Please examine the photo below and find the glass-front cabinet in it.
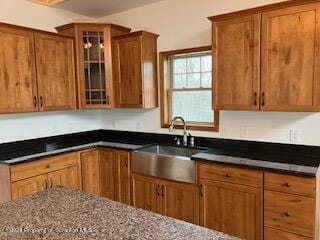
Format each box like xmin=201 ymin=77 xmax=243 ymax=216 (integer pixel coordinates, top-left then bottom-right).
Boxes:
xmin=55 ymin=23 xmax=131 ymax=109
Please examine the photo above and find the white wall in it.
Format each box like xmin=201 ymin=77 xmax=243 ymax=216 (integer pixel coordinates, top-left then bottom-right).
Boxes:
xmin=0 ymin=0 xmax=100 ymax=144
xmin=99 ymin=0 xmax=320 ymax=146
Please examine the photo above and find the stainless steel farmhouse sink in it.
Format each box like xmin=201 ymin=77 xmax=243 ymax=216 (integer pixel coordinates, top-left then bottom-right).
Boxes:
xmin=132 ymin=144 xmax=207 ymax=183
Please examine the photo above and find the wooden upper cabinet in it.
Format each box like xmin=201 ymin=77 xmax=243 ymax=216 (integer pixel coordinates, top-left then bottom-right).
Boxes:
xmin=261 ymin=3 xmax=320 ymax=111
xmin=0 ymin=25 xmax=38 ymax=114
xmin=210 ymin=0 xmax=320 ymax=112
xmin=55 ymin=23 xmax=131 ymax=109
xmin=212 ymin=14 xmax=261 ymax=110
xmin=34 ymin=33 xmax=76 ymax=111
xmin=114 ymin=31 xmax=159 ymax=109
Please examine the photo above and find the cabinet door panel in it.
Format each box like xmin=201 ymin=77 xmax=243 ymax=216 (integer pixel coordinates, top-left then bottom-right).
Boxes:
xmin=81 ymin=150 xmax=101 ymax=195
xmin=261 ymin=3 xmax=320 ymax=111
xmin=213 ymin=14 xmax=260 ymax=110
xmin=11 ymin=175 xmax=47 ymax=200
xmin=162 ymin=180 xmax=199 ymax=225
xmin=0 ymin=26 xmax=37 ymax=113
xmin=115 ymin=36 xmax=143 ymax=108
xmin=35 ymin=33 xmax=76 ymax=111
xmin=48 ymin=166 xmax=79 ymax=190
xmin=132 ymin=174 xmax=159 ymax=213
xmin=99 ymin=149 xmax=115 ymax=199
xmin=114 ymin=150 xmax=131 ymax=205
xmin=200 ymin=179 xmax=262 ymax=240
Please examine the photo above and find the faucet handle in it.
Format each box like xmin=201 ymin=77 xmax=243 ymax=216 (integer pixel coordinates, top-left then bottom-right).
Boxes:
xmin=174 ymin=137 xmax=181 ymax=146
xmin=188 ymin=134 xmax=195 ymax=147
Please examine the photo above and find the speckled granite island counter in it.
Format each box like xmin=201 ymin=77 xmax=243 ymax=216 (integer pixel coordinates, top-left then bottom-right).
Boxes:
xmin=0 ymin=187 xmax=236 ymax=240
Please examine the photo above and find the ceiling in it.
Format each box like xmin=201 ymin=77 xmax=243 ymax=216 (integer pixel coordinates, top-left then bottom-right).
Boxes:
xmin=54 ymin=0 xmax=164 ymax=18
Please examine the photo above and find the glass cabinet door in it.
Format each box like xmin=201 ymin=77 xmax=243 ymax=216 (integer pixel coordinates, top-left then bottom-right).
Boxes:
xmin=83 ymin=31 xmax=108 ymax=105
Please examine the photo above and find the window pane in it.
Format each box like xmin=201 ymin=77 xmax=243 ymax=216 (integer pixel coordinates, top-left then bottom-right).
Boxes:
xmin=172 ymin=91 xmax=213 ymax=123
xmin=187 ymin=73 xmax=200 ymax=88
xmin=173 ymin=58 xmax=186 ymax=74
xmin=201 ymin=72 xmax=212 ymax=88
xmin=187 ymin=57 xmax=200 ymax=73
xmin=173 ymin=74 xmax=187 ymax=88
xmin=201 ymin=55 xmax=212 ymax=72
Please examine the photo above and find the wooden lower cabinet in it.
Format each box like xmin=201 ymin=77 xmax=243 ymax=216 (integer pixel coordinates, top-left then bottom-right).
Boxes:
xmin=10 ymin=155 xmax=80 ymax=201
xmin=11 ymin=175 xmax=47 ymax=200
xmin=132 ymin=173 xmax=200 ymax=224
xmin=162 ymin=179 xmax=200 ymax=224
xmin=199 ymin=179 xmax=262 ymax=240
xmin=265 ymin=227 xmax=312 ymax=240
xmin=132 ymin=174 xmax=159 ymax=213
xmin=48 ymin=166 xmax=79 ymax=190
xmin=80 ymin=148 xmax=131 ymax=204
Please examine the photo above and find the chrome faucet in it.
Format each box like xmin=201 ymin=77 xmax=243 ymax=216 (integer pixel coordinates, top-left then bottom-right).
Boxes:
xmin=169 ymin=116 xmax=188 ymax=146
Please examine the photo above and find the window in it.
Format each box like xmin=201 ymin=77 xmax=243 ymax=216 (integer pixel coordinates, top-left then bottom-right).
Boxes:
xmin=160 ymin=46 xmax=219 ymax=131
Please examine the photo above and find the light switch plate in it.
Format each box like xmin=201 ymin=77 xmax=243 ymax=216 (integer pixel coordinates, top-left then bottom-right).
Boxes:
xmin=290 ymin=129 xmax=301 ymax=143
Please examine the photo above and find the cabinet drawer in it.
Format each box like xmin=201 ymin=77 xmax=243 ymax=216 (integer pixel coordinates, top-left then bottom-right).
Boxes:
xmin=264 ymin=190 xmax=315 ymax=237
xmin=198 ymin=163 xmax=262 ymax=187
xmin=10 ymin=152 xmax=78 ymax=182
xmin=265 ymin=172 xmax=315 ymax=197
xmin=265 ymin=227 xmax=312 ymax=240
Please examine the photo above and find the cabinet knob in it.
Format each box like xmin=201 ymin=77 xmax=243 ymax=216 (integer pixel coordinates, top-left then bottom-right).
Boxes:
xmin=161 ymin=185 xmax=165 ymax=197
xmin=199 ymin=184 xmax=203 ymax=197
xmin=253 ymin=92 xmax=257 ymax=106
xmin=33 ymin=96 xmax=37 ymax=108
xmin=261 ymin=92 xmax=266 ymax=106
xmin=156 ymin=184 xmax=161 ymax=196
xmin=225 ymin=173 xmax=231 ymax=178
xmin=284 ymin=182 xmax=291 ymax=188
xmin=40 ymin=96 xmax=43 ymax=108
xmin=284 ymin=212 xmax=291 ymax=217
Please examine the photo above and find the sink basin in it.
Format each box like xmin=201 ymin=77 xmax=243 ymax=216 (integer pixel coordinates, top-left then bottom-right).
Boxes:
xmin=131 ymin=144 xmax=207 ymax=183
xmin=138 ymin=144 xmax=205 ymax=158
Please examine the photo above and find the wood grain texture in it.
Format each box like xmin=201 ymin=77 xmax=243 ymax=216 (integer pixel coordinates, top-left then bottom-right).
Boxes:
xmin=114 ymin=31 xmax=158 ymax=109
xmin=265 ymin=227 xmax=312 ymax=240
xmin=264 ymin=190 xmax=315 ymax=237
xmin=161 ymin=180 xmax=199 ymax=225
xmin=213 ymin=14 xmax=261 ymax=110
xmin=114 ymin=150 xmax=131 ymax=205
xmin=198 ymin=162 xmax=263 ymax=187
xmin=48 ymin=166 xmax=79 ymax=190
xmin=199 ymin=179 xmax=262 ymax=240
xmin=0 ymin=164 xmax=11 ymax=203
xmin=261 ymin=3 xmax=320 ymax=111
xmin=11 ymin=174 xmax=47 ymax=200
xmin=132 ymin=173 xmax=159 ymax=213
xmin=10 ymin=152 xmax=78 ymax=182
xmin=80 ymin=150 xmax=101 ymax=196
xmin=99 ymin=148 xmax=116 ymax=199
xmin=0 ymin=25 xmax=38 ymax=114
xmin=56 ymin=24 xmax=130 ymax=110
xmin=264 ymin=172 xmax=316 ymax=197
xmin=34 ymin=33 xmax=76 ymax=111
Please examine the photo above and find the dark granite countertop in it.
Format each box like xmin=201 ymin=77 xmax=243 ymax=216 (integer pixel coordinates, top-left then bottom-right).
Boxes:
xmin=0 ymin=187 xmax=237 ymax=240
xmin=0 ymin=129 xmax=319 ymax=176
xmin=1 ymin=141 xmax=146 ymax=165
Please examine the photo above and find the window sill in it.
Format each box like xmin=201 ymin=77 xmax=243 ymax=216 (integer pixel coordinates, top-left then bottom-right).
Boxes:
xmin=162 ymin=123 xmax=219 ymax=132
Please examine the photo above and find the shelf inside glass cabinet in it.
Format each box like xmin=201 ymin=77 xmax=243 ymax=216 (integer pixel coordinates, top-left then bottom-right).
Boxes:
xmin=83 ymin=31 xmax=107 ymax=105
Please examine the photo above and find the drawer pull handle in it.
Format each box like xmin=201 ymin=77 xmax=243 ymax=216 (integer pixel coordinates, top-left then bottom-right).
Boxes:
xmin=284 ymin=212 xmax=291 ymax=217
xmin=45 ymin=165 xmax=50 ymax=169
xmin=284 ymin=182 xmax=291 ymax=187
xmin=225 ymin=173 xmax=231 ymax=178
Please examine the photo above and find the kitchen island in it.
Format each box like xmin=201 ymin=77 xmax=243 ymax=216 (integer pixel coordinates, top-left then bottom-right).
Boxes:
xmin=0 ymin=187 xmax=236 ymax=240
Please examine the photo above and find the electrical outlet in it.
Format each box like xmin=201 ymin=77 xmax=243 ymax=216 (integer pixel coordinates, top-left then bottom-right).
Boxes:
xmin=240 ymin=126 xmax=249 ymax=138
xmin=290 ymin=129 xmax=301 ymax=143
